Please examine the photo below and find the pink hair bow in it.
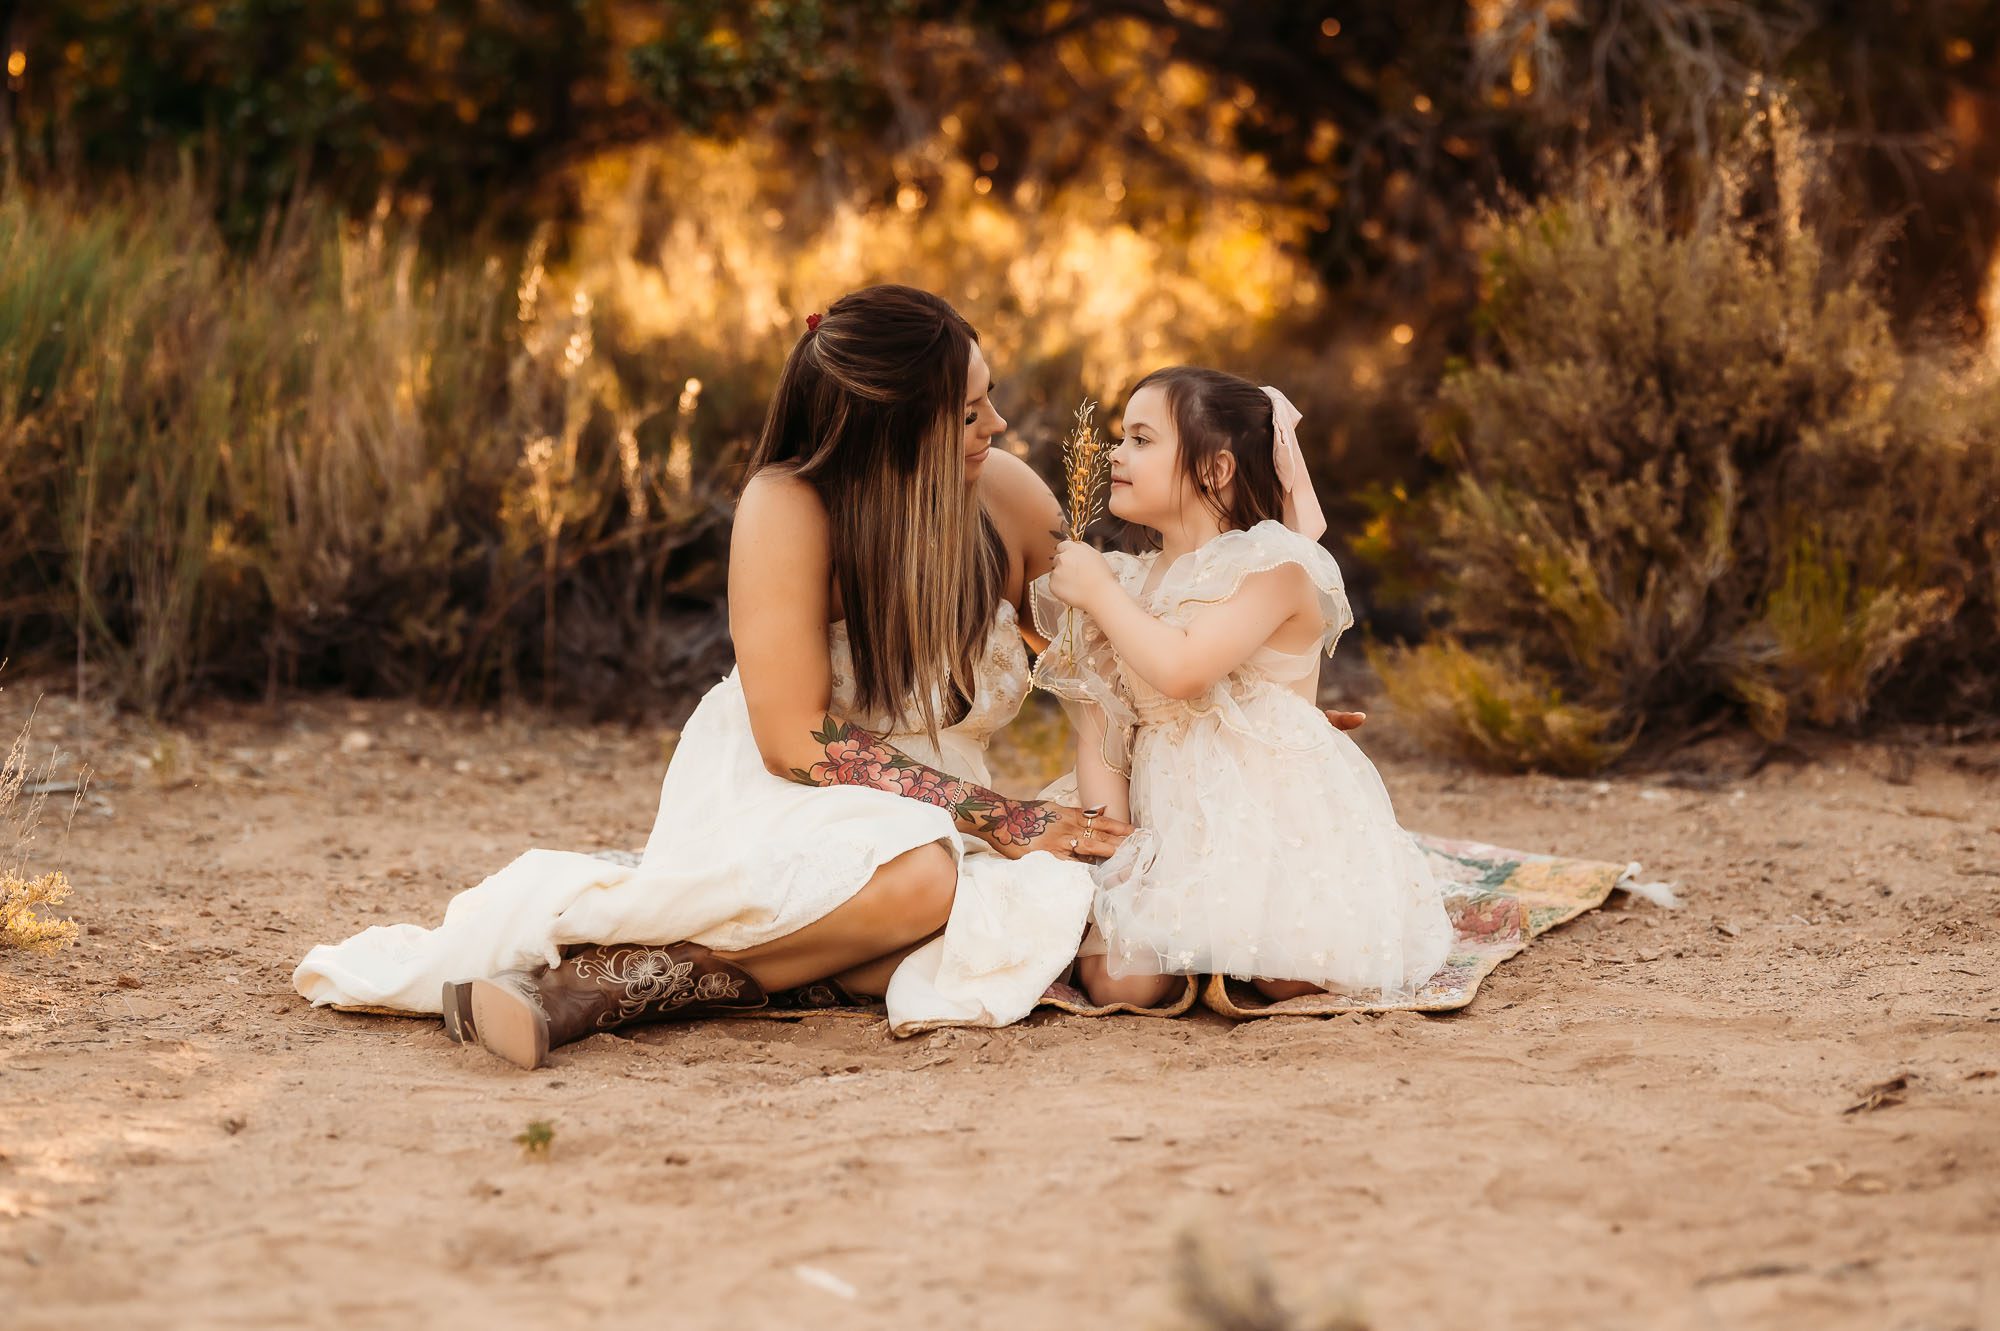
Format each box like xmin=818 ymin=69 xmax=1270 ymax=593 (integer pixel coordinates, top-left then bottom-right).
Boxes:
xmin=1261 ymin=386 xmax=1326 ymax=540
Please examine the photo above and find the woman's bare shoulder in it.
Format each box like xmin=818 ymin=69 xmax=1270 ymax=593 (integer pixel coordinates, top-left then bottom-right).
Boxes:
xmin=732 ymin=467 xmax=832 ymax=603
xmin=978 ymin=450 xmax=1062 ymax=539
xmin=736 ymin=467 xmax=830 ymax=540
xmin=739 ymin=464 xmax=825 ymax=513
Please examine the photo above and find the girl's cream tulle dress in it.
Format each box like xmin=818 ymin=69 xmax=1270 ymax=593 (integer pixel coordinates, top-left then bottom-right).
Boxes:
xmin=1033 ymin=520 xmax=1452 ymax=997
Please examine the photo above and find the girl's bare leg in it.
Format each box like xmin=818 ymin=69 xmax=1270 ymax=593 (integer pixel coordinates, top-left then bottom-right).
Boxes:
xmin=1076 ymin=953 xmax=1181 ymax=1009
xmin=1251 ymin=978 xmax=1324 ymax=1001
xmin=715 ymin=842 xmax=955 ymax=993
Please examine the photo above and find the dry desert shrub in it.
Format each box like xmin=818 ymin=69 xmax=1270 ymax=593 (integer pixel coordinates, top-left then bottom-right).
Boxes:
xmin=1373 ymin=99 xmax=2000 ymax=771
xmin=0 ymin=870 xmax=75 ymax=955
xmin=0 ymin=702 xmax=83 ymax=955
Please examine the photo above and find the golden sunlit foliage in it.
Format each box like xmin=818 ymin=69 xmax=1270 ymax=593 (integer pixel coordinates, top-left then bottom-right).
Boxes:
xmin=9 ymin=4 xmax=2000 ymax=755
xmin=17 ymin=2 xmax=2000 ymax=341
xmin=0 ymin=155 xmax=1331 ymax=716
xmin=571 ymin=139 xmax=1319 ymax=421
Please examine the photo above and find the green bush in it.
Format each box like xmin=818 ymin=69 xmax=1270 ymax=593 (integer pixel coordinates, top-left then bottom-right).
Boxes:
xmin=1373 ymin=102 xmax=2000 ymax=771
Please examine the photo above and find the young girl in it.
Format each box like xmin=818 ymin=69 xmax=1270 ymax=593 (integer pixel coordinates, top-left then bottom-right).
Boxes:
xmin=1033 ymin=366 xmax=1452 ymax=1008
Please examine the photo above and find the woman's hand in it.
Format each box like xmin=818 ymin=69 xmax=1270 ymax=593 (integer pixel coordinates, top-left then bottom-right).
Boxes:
xmin=1047 ymin=540 xmax=1120 ymax=616
xmin=979 ymin=797 xmax=1134 ymax=864
xmin=1324 ymin=709 xmax=1366 ymax=731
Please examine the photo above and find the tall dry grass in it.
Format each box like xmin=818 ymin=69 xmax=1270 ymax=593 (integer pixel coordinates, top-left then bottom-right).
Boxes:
xmin=1 ymin=140 xmax=1340 ymax=717
xmin=0 ymin=179 xmax=745 ymax=715
xmin=1371 ymin=101 xmax=2000 ymax=771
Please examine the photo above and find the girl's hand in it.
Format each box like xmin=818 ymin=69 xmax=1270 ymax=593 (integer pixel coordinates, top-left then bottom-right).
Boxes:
xmin=1324 ymin=709 xmax=1366 ymax=731
xmin=1047 ymin=540 xmax=1119 ymax=614
xmin=980 ymin=798 xmax=1134 ymax=863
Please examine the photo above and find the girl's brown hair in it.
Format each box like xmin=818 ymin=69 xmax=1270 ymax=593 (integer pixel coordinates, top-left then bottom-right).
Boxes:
xmin=1128 ymin=365 xmax=1286 ymax=538
xmin=747 ymin=284 xmax=1003 ymax=739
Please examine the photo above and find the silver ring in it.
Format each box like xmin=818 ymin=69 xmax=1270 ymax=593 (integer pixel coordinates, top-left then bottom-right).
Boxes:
xmin=1068 ymin=837 xmax=1079 ymax=851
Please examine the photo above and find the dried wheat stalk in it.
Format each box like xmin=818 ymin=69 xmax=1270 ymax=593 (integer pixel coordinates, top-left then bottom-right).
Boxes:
xmin=1050 ymin=398 xmax=1112 ymax=665
xmin=1059 ymin=398 xmax=1112 ymax=541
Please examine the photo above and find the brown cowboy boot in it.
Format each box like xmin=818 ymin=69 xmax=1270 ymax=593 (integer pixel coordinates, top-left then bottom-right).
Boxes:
xmin=465 ymin=941 xmax=768 ymax=1069
xmin=759 ymin=976 xmax=872 ymax=1012
xmin=441 ymin=980 xmax=477 ymax=1044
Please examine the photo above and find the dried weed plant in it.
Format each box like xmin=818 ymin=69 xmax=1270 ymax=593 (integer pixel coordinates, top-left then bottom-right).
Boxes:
xmin=1168 ymin=1225 xmax=1370 ymax=1331
xmin=1373 ymin=96 xmax=2000 ymax=771
xmin=0 ymin=695 xmax=86 ymax=955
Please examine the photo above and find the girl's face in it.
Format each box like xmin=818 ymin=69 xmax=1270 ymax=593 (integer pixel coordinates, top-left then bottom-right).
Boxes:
xmin=1107 ymin=383 xmax=1183 ymax=529
xmin=962 ymin=343 xmax=1007 ymax=482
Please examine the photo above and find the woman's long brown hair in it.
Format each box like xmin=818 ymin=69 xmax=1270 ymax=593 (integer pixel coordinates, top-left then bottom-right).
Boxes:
xmin=747 ymin=285 xmax=1003 ymax=740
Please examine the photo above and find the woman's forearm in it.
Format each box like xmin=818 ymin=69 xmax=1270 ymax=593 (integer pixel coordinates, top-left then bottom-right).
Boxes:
xmin=786 ymin=713 xmax=1055 ymax=849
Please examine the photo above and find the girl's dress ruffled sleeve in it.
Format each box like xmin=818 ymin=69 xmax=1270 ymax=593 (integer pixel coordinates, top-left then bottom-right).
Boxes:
xmin=1028 ymin=564 xmax=1140 ymax=777
xmin=1157 ymin=520 xmax=1354 ymax=655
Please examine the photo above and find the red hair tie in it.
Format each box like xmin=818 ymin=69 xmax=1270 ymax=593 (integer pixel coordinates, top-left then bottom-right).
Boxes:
xmin=805 ymin=312 xmax=823 ymax=332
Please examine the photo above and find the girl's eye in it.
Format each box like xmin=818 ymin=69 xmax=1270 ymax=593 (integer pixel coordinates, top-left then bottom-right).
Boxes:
xmin=964 ymin=411 xmax=979 ymax=426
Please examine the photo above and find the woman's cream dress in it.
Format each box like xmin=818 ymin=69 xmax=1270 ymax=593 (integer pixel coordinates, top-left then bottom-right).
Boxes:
xmin=293 ymin=601 xmax=1095 ymax=1035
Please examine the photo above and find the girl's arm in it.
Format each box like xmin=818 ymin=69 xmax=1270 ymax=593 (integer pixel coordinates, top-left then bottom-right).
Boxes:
xmin=1047 ymin=540 xmax=1310 ymax=701
xmin=733 ymin=473 xmax=1131 ymax=860
xmin=1072 ymin=702 xmax=1132 ymax=823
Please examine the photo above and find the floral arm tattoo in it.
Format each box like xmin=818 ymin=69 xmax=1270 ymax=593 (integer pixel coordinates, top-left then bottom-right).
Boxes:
xmin=788 ymin=715 xmax=1056 ymax=847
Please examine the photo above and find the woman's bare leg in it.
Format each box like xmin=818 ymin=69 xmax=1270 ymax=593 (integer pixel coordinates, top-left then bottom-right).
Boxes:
xmin=830 ymin=934 xmax=938 ymax=998
xmin=714 ymin=842 xmax=955 ymax=993
xmin=1076 ymin=953 xmax=1181 ymax=1009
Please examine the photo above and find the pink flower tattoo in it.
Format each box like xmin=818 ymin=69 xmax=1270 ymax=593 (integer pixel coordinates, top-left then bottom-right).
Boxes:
xmin=789 ymin=715 xmax=999 ymax=825
xmin=981 ymin=800 xmax=1054 ymax=847
xmin=809 ymin=735 xmax=892 ymax=788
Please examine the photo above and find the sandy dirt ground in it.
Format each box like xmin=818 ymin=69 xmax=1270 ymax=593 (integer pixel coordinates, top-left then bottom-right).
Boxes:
xmin=2 ymin=674 xmax=1996 ymax=1331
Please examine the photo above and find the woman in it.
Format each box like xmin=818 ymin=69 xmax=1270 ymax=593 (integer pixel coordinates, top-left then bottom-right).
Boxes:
xmin=295 ymin=285 xmax=1140 ymax=1066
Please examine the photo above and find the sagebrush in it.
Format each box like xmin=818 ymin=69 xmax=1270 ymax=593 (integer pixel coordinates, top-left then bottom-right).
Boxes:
xmin=1372 ymin=100 xmax=2000 ymax=771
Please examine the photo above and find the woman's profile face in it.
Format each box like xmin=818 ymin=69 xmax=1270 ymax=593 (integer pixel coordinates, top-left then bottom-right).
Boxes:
xmin=962 ymin=342 xmax=1006 ymax=482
